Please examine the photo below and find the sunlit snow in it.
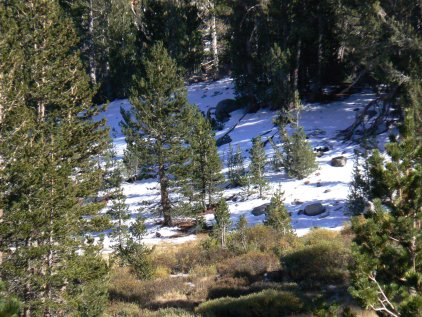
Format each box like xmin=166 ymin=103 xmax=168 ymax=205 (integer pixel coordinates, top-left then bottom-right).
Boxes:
xmin=96 ymin=77 xmax=387 ymax=251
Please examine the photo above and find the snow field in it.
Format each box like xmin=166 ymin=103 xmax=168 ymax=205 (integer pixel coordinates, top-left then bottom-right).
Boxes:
xmin=97 ymin=78 xmax=381 ymax=249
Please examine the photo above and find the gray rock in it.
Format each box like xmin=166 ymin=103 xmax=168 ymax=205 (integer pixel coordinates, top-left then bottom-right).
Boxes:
xmin=314 ymin=146 xmax=330 ymax=153
xmin=331 ymin=156 xmax=347 ymax=167
xmin=252 ymin=203 xmax=270 ymax=216
xmin=215 ymin=99 xmax=240 ymax=122
xmin=304 ymin=203 xmax=326 ymax=216
xmin=216 ymin=134 xmax=232 ymax=147
xmin=293 ymin=199 xmax=303 ymax=205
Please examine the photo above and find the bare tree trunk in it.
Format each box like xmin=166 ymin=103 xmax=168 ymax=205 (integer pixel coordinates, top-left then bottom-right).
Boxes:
xmin=291 ymin=39 xmax=302 ymax=109
xmin=88 ymin=0 xmax=97 ymax=85
xmin=158 ymin=153 xmax=172 ymax=226
xmin=211 ymin=11 xmax=218 ymax=72
xmin=315 ymin=2 xmax=323 ymax=96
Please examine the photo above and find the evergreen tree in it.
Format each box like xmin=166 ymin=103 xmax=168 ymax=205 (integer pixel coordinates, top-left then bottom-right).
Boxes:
xmin=280 ymin=126 xmax=317 ymax=179
xmin=236 ymin=215 xmax=248 ymax=252
xmin=0 ymin=1 xmax=109 ymax=315
xmin=141 ymin=0 xmax=204 ymax=75
xmin=249 ymin=136 xmax=268 ymax=198
xmin=265 ymin=190 xmax=292 ymax=236
xmin=121 ymin=216 xmax=153 ymax=280
xmin=183 ymin=107 xmax=224 ymax=211
xmin=107 ymin=188 xmax=131 ymax=255
xmin=60 ymin=0 xmax=140 ymax=99
xmin=214 ymin=198 xmax=231 ymax=248
xmin=349 ymin=109 xmax=421 ymax=316
xmin=227 ymin=144 xmax=246 ymax=187
xmin=121 ymin=42 xmax=192 ymax=227
xmin=0 ymin=280 xmax=20 ymax=317
xmin=101 ymin=143 xmax=124 ymax=191
xmin=347 ymin=150 xmax=370 ymax=215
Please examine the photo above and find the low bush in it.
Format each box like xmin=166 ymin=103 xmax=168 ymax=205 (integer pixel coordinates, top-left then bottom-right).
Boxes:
xmin=106 ymin=301 xmax=141 ymax=317
xmin=207 ymin=277 xmax=250 ymax=299
xmin=301 ymin=228 xmax=339 ymax=246
xmin=243 ymin=225 xmax=280 ymax=252
xmin=117 ymin=307 xmax=195 ymax=317
xmin=195 ymin=289 xmax=304 ymax=317
xmin=217 ymin=251 xmax=280 ymax=281
xmin=283 ymin=237 xmax=351 ymax=288
xmin=109 ymin=267 xmax=191 ymax=307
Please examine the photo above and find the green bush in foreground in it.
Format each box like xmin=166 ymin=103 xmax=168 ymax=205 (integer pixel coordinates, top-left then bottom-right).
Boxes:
xmin=283 ymin=239 xmax=350 ymax=288
xmin=195 ymin=289 xmax=303 ymax=317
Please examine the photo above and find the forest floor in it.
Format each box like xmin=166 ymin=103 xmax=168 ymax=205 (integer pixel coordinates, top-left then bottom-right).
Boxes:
xmin=96 ymin=78 xmax=389 ymax=252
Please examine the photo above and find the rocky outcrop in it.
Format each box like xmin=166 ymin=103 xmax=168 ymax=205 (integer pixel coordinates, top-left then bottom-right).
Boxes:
xmin=330 ymin=156 xmax=347 ymax=167
xmin=304 ymin=203 xmax=326 ymax=216
xmin=252 ymin=203 xmax=270 ymax=216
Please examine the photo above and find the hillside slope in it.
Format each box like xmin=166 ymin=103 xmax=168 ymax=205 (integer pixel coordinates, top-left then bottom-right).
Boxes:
xmin=97 ymin=78 xmax=384 ymax=250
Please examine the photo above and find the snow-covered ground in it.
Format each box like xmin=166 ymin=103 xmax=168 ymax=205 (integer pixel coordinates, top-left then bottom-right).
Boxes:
xmin=96 ymin=78 xmax=384 ymax=251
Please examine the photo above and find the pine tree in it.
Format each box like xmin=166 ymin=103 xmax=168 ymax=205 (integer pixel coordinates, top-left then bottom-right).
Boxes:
xmin=0 ymin=1 xmax=109 ymax=315
xmin=249 ymin=136 xmax=268 ymax=198
xmin=0 ymin=280 xmax=21 ymax=317
xmin=349 ymin=108 xmax=422 ymax=316
xmin=236 ymin=215 xmax=248 ymax=252
xmin=214 ymin=198 xmax=231 ymax=248
xmin=347 ymin=150 xmax=370 ymax=215
xmin=60 ymin=0 xmax=140 ymax=99
xmin=265 ymin=190 xmax=292 ymax=236
xmin=280 ymin=126 xmax=317 ymax=179
xmin=227 ymin=144 xmax=246 ymax=187
xmin=125 ymin=215 xmax=153 ymax=280
xmin=121 ymin=42 xmax=192 ymax=227
xmin=107 ymin=188 xmax=131 ymax=255
xmin=181 ymin=107 xmax=224 ymax=211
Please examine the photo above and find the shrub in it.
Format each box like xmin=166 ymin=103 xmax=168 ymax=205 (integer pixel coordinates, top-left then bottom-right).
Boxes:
xmin=301 ymin=228 xmax=340 ymax=246
xmin=207 ymin=277 xmax=250 ymax=299
xmin=283 ymin=237 xmax=351 ymax=288
xmin=195 ymin=289 xmax=303 ymax=317
xmin=217 ymin=251 xmax=280 ymax=281
xmin=244 ymin=225 xmax=281 ymax=253
xmin=109 ymin=267 xmax=191 ymax=307
xmin=154 ymin=266 xmax=171 ymax=279
xmin=106 ymin=301 xmax=141 ymax=317
xmin=125 ymin=308 xmax=195 ymax=317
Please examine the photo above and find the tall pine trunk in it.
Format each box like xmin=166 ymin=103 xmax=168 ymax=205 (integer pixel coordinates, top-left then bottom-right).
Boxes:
xmin=315 ymin=2 xmax=323 ymax=97
xmin=292 ymin=39 xmax=302 ymax=108
xmin=211 ymin=13 xmax=218 ymax=72
xmin=158 ymin=153 xmax=172 ymax=226
xmin=88 ymin=0 xmax=97 ymax=85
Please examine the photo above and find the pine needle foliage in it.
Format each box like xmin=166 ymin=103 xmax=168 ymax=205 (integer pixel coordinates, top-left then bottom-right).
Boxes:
xmin=214 ymin=198 xmax=232 ymax=248
xmin=280 ymin=126 xmax=317 ymax=179
xmin=349 ymin=107 xmax=422 ymax=316
xmin=347 ymin=150 xmax=370 ymax=215
xmin=121 ymin=42 xmax=192 ymax=226
xmin=0 ymin=1 xmax=110 ymax=315
xmin=249 ymin=136 xmax=268 ymax=198
xmin=265 ymin=190 xmax=292 ymax=236
xmin=181 ymin=107 xmax=224 ymax=211
xmin=227 ymin=144 xmax=246 ymax=187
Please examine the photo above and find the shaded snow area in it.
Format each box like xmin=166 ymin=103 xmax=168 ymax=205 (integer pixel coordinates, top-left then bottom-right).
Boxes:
xmin=96 ymin=77 xmax=385 ymax=251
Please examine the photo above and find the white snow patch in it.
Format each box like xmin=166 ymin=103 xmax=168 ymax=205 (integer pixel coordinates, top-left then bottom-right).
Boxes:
xmin=95 ymin=77 xmax=385 ymax=250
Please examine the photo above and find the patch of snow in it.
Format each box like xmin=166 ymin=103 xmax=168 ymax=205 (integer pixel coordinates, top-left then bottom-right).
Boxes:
xmin=95 ymin=78 xmax=385 ymax=250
